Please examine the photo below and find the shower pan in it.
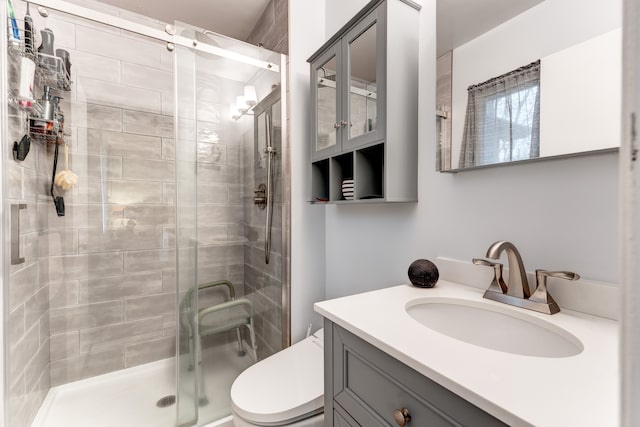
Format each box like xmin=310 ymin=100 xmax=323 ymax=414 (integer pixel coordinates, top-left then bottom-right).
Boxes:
xmin=0 ymin=1 xmax=289 ymax=427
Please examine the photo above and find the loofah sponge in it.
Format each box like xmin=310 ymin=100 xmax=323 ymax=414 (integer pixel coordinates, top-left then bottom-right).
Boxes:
xmin=54 ymin=143 xmax=78 ymax=190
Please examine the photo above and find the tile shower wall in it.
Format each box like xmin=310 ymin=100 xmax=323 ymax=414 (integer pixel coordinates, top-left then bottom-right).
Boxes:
xmin=38 ymin=8 xmax=180 ymax=386
xmin=6 ymin=63 xmax=51 ymax=427
xmin=242 ymin=99 xmax=287 ymax=359
xmin=246 ymin=0 xmax=288 ymax=55
xmin=6 ymin=1 xmax=284 ymax=423
xmin=193 ymin=70 xmax=246 ymax=321
xmin=13 ymin=0 xmax=251 ymax=387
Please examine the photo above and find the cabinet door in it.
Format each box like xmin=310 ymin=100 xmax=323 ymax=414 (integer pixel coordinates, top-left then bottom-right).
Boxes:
xmin=343 ymin=7 xmax=385 ymax=150
xmin=311 ymin=44 xmax=343 ymax=161
xmin=331 ymin=324 xmax=508 ymax=427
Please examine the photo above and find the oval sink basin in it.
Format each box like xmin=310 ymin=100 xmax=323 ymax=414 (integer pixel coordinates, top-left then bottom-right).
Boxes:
xmin=406 ymin=298 xmax=583 ymax=358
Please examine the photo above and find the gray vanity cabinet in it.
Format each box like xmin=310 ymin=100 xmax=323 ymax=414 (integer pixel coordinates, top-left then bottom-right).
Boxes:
xmin=324 ymin=320 xmax=508 ymax=427
xmin=308 ymin=0 xmax=419 ymax=203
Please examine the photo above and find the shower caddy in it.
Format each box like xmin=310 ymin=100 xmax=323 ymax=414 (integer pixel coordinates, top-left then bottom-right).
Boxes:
xmin=7 ymin=14 xmax=71 ymax=145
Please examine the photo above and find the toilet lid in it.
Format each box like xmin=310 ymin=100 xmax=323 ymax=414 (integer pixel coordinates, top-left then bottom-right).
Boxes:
xmin=231 ymin=329 xmax=324 ymax=425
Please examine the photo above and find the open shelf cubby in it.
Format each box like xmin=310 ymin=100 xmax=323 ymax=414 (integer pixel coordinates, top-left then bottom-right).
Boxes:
xmin=330 ymin=152 xmax=354 ymax=201
xmin=355 ymin=143 xmax=384 ymax=200
xmin=311 ymin=159 xmax=330 ymax=202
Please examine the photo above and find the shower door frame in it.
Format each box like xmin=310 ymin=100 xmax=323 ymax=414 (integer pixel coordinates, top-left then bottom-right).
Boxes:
xmin=0 ymin=1 xmax=291 ymax=425
xmin=10 ymin=0 xmax=280 ymax=73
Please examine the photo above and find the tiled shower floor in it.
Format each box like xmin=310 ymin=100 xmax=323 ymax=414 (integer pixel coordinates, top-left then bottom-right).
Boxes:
xmin=31 ymin=340 xmax=254 ymax=427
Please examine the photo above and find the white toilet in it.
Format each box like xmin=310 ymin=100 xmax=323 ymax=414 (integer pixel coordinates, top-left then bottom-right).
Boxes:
xmin=231 ymin=329 xmax=325 ymax=427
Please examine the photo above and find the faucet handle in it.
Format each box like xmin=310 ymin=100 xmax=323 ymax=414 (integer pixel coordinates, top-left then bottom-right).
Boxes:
xmin=530 ymin=270 xmax=580 ymax=304
xmin=472 ymin=258 xmax=497 ymax=267
xmin=473 ymin=258 xmax=508 ymax=294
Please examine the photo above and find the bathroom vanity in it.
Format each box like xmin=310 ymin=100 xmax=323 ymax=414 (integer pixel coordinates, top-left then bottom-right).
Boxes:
xmin=315 ymin=269 xmax=618 ymax=426
xmin=326 ymin=322 xmax=505 ymax=426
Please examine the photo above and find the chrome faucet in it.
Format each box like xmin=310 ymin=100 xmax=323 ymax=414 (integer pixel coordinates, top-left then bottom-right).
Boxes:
xmin=473 ymin=241 xmax=580 ymax=315
xmin=485 ymin=240 xmax=530 ymax=299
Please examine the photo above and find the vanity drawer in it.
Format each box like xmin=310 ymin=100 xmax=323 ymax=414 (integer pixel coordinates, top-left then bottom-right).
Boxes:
xmin=328 ymin=322 xmax=506 ymax=427
xmin=334 ymin=405 xmax=359 ymax=427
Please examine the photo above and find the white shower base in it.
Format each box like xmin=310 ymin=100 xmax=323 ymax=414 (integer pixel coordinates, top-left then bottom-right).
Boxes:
xmin=31 ymin=340 xmax=254 ymax=427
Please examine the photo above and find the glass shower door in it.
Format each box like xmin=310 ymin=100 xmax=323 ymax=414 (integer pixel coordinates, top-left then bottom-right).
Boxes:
xmin=174 ymin=20 xmax=285 ymax=427
xmin=174 ymin=24 xmax=198 ymax=427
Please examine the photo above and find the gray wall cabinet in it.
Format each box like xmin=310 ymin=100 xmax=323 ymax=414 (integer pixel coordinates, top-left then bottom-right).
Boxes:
xmin=324 ymin=320 xmax=508 ymax=426
xmin=308 ymin=0 xmax=420 ymax=203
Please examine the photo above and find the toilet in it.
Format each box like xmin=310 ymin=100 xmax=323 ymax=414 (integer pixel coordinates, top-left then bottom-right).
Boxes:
xmin=231 ymin=329 xmax=325 ymax=427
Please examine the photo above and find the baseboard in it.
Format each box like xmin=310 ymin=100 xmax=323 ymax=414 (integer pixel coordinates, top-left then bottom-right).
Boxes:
xmin=202 ymin=415 xmax=234 ymax=427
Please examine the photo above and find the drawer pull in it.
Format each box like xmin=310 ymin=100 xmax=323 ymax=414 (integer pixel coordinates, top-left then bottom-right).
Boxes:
xmin=393 ymin=408 xmax=411 ymax=426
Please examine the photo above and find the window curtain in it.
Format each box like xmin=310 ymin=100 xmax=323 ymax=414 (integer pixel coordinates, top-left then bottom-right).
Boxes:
xmin=459 ymin=60 xmax=541 ymax=168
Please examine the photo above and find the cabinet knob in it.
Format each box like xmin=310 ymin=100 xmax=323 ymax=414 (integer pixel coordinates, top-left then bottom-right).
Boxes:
xmin=393 ymin=408 xmax=411 ymax=426
xmin=340 ymin=120 xmax=348 ymax=127
xmin=334 ymin=122 xmax=341 ymax=129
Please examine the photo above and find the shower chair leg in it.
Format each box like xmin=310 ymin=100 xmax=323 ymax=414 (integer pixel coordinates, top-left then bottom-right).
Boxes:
xmin=236 ymin=328 xmax=246 ymax=357
xmin=246 ymin=322 xmax=258 ymax=362
xmin=195 ymin=332 xmax=209 ymax=406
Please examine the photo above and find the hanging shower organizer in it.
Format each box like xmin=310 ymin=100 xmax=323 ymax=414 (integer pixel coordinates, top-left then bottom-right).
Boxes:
xmin=7 ymin=17 xmax=71 ymax=145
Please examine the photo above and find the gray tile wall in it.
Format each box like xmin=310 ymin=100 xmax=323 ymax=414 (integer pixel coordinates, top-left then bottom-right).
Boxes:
xmin=242 ymin=98 xmax=287 ymax=360
xmin=45 ymin=22 xmax=178 ymax=386
xmin=23 ymin=1 xmax=249 ymax=387
xmin=193 ymin=74 xmax=247 ymax=346
xmin=6 ymin=35 xmax=51 ymax=427
xmin=246 ymin=0 xmax=288 ymax=55
xmin=7 ymin=0 xmax=181 ymax=390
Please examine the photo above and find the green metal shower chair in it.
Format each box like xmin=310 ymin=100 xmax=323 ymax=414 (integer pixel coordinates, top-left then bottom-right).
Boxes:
xmin=181 ymin=280 xmax=258 ymax=373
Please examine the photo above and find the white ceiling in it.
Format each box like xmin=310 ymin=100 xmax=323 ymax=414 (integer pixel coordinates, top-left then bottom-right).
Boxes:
xmin=97 ymin=0 xmax=271 ymax=40
xmin=96 ymin=0 xmax=543 ymax=58
xmin=437 ymin=0 xmax=544 ymax=56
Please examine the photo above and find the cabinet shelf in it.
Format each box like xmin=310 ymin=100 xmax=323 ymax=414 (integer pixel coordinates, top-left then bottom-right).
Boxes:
xmin=311 ymin=159 xmax=330 ymax=202
xmin=331 ymin=153 xmax=354 ymax=201
xmin=355 ymin=144 xmax=383 ymax=200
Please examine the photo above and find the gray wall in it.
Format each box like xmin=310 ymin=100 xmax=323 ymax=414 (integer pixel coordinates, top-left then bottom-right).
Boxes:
xmin=242 ymin=95 xmax=287 ymax=359
xmin=39 ymin=9 xmax=178 ymax=386
xmin=6 ymin=67 xmax=51 ymax=427
xmin=317 ymin=0 xmax=620 ymax=300
xmin=8 ymin=0 xmax=254 ymax=392
xmin=246 ymin=0 xmax=288 ymax=55
xmin=289 ymin=0 xmax=327 ymax=343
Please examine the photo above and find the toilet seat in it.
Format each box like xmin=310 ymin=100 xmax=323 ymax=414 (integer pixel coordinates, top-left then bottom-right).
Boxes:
xmin=231 ymin=330 xmax=324 ymax=426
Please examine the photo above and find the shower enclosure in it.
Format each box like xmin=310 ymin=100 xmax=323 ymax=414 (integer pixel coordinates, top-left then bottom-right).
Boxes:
xmin=0 ymin=1 xmax=289 ymax=426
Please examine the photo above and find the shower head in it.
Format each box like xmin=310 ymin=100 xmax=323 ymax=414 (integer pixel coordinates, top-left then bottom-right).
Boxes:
xmin=196 ymin=30 xmax=221 ymax=47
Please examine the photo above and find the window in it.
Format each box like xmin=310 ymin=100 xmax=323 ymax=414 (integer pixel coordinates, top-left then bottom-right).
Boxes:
xmin=459 ymin=60 xmax=540 ymax=168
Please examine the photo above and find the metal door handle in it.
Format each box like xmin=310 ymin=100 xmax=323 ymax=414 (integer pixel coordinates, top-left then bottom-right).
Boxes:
xmin=11 ymin=204 xmax=27 ymax=265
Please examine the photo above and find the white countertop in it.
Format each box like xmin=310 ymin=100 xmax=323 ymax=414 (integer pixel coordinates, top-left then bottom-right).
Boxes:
xmin=314 ymin=281 xmax=619 ymax=427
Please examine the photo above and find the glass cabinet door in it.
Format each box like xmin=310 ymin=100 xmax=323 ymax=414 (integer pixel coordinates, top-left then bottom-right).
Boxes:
xmin=312 ymin=45 xmax=342 ymax=159
xmin=345 ymin=10 xmax=383 ymax=148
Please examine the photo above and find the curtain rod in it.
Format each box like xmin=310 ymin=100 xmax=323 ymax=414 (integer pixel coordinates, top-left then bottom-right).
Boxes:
xmin=467 ymin=60 xmax=540 ymax=91
xmin=27 ymin=0 xmax=280 ymax=72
